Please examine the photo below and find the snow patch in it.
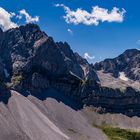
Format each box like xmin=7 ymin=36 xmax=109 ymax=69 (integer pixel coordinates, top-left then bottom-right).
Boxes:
xmin=119 ymin=72 xmax=129 ymax=81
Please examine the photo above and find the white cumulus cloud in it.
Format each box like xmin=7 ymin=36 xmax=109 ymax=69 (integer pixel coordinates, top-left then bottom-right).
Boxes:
xmin=18 ymin=9 xmax=39 ymax=23
xmin=137 ymin=40 xmax=140 ymax=45
xmin=0 ymin=7 xmax=18 ymax=31
xmin=84 ymin=53 xmax=95 ymax=60
xmin=0 ymin=7 xmax=40 ymax=31
xmin=55 ymin=4 xmax=126 ymax=26
xmin=67 ymin=28 xmax=73 ymax=35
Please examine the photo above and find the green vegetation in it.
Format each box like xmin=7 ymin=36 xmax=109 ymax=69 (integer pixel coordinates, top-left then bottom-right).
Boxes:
xmin=92 ymin=120 xmax=140 ymax=140
xmin=101 ymin=126 xmax=140 ymax=140
xmin=11 ymin=74 xmax=24 ymax=86
xmin=80 ymin=79 xmax=92 ymax=87
xmin=80 ymin=79 xmax=87 ymax=87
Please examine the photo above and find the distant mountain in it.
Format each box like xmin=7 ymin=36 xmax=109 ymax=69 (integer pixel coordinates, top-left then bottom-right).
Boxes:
xmin=94 ymin=49 xmax=140 ymax=82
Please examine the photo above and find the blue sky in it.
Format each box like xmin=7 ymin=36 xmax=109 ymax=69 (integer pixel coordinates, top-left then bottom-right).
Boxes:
xmin=0 ymin=0 xmax=140 ymax=63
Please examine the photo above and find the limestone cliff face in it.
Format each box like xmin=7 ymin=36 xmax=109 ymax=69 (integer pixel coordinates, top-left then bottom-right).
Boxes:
xmin=0 ymin=24 xmax=140 ymax=116
xmin=83 ymin=86 xmax=140 ymax=116
xmin=92 ymin=49 xmax=140 ymax=116
xmin=0 ymin=24 xmax=98 ymax=100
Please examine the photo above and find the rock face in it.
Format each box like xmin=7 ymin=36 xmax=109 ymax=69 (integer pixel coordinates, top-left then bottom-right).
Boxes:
xmin=0 ymin=23 xmax=140 ymax=118
xmin=0 ymin=24 xmax=98 ymax=82
xmin=0 ymin=23 xmax=98 ymax=99
xmin=92 ymin=49 xmax=140 ymax=116
xmin=94 ymin=49 xmax=140 ymax=81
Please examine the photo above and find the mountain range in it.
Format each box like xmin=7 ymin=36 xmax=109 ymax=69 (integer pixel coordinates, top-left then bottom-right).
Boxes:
xmin=0 ymin=24 xmax=139 ymax=140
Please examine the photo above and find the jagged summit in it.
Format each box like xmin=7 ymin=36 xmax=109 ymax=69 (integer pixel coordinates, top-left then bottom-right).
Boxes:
xmin=94 ymin=48 xmax=140 ymax=81
xmin=0 ymin=24 xmax=98 ymax=100
xmin=2 ymin=23 xmax=41 ymax=32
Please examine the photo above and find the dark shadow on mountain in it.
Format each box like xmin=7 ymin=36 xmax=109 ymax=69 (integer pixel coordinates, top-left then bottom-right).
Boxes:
xmin=0 ymin=88 xmax=11 ymax=104
xmin=29 ymin=88 xmax=83 ymax=111
xmin=85 ymin=86 xmax=140 ymax=117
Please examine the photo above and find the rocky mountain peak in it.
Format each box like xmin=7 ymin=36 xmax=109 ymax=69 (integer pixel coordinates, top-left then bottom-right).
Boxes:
xmin=19 ymin=23 xmax=47 ymax=42
xmin=123 ymin=49 xmax=140 ymax=57
xmin=0 ymin=24 xmax=99 ymax=97
xmin=94 ymin=49 xmax=140 ymax=81
xmin=56 ymin=41 xmax=75 ymax=60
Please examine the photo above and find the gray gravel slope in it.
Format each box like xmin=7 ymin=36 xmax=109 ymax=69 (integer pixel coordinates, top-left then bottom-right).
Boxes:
xmin=0 ymin=90 xmax=107 ymax=140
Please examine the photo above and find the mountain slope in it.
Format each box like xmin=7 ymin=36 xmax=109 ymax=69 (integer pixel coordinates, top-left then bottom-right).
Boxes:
xmin=0 ymin=90 xmax=107 ymax=140
xmin=0 ymin=24 xmax=139 ymax=140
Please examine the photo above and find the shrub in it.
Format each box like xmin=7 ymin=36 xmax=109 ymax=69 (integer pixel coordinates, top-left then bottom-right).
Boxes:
xmin=11 ymin=74 xmax=24 ymax=86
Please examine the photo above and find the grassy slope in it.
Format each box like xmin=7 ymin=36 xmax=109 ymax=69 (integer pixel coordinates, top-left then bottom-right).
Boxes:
xmin=101 ymin=126 xmax=140 ymax=140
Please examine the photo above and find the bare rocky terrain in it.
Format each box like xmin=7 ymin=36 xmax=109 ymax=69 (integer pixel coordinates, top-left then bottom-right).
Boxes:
xmin=82 ymin=106 xmax=140 ymax=131
xmin=97 ymin=70 xmax=140 ymax=91
xmin=0 ymin=90 xmax=108 ymax=140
